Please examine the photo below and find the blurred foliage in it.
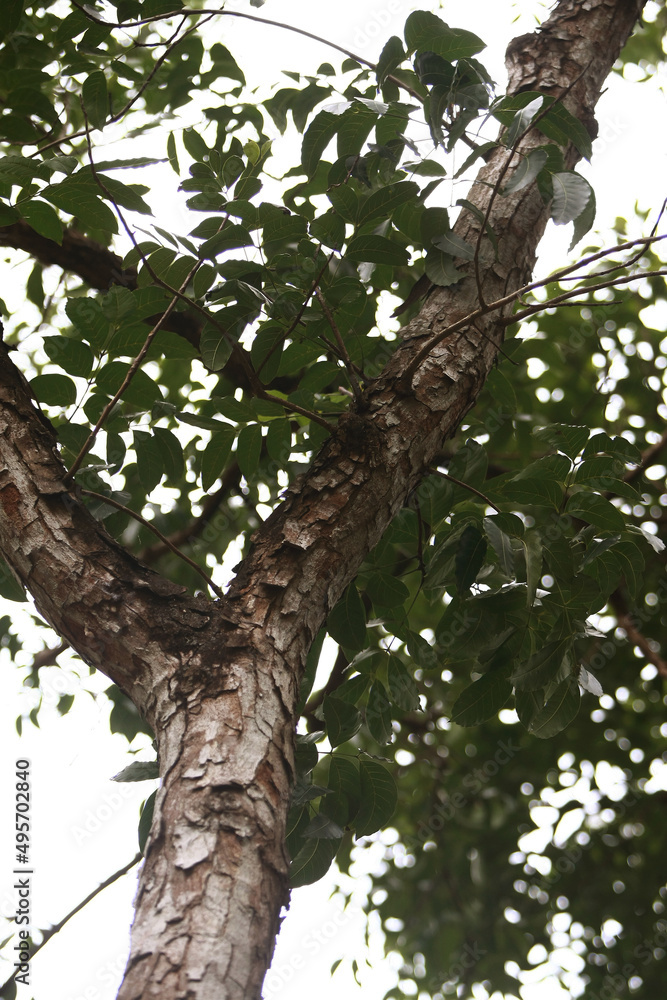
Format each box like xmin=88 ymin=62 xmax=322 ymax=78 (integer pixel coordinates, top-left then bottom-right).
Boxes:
xmin=0 ymin=2 xmax=666 ymax=998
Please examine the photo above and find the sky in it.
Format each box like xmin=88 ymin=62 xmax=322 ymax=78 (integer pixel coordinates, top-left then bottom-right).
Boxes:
xmin=0 ymin=2 xmax=666 ymax=1000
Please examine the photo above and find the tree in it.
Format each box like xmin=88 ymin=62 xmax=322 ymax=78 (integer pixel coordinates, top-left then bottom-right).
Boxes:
xmin=1 ymin=0 xmax=666 ymax=998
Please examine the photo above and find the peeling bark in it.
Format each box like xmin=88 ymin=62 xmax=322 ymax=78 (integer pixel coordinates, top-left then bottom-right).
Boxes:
xmin=0 ymin=2 xmax=645 ymax=998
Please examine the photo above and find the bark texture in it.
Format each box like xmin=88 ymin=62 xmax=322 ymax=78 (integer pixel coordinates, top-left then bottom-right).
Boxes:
xmin=0 ymin=1 xmax=646 ymax=998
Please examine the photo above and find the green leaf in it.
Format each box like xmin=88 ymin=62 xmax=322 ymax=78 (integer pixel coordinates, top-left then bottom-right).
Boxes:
xmin=265 ymin=418 xmax=291 ymax=463
xmin=498 ymin=477 xmax=562 ymax=508
xmin=503 ymin=148 xmax=548 ymax=194
xmin=451 ymin=672 xmax=512 ymax=726
xmin=133 ymin=430 xmax=164 ymax=493
xmin=387 ymin=656 xmax=420 ymax=712
xmin=431 ymin=229 xmax=475 ymax=260
xmin=523 ymin=529 xmax=543 ymax=609
xmin=366 ymin=680 xmax=393 ymax=744
xmin=138 ymin=790 xmax=157 ymax=855
xmin=43 ymin=337 xmax=94 ymax=377
xmin=345 ymin=235 xmax=409 ymax=266
xmin=354 ymin=760 xmax=397 ymax=838
xmin=290 ymin=837 xmax=338 ymax=888
xmin=82 ymin=70 xmax=108 ymax=130
xmin=323 ymin=755 xmax=360 ymax=828
xmin=302 ymin=110 xmax=339 ymax=176
xmin=505 ymin=96 xmax=543 ymax=147
xmin=19 ymin=200 xmax=63 ymax=243
xmin=199 ymin=225 xmax=254 ymax=258
xmin=30 ymin=374 xmax=77 ymax=407
xmin=236 ymin=423 xmax=262 ymax=480
xmin=166 ymin=131 xmax=179 ymax=174
xmin=424 ymin=248 xmax=462 ymax=286
xmin=550 ymin=172 xmax=592 ymax=225
xmin=357 ymin=182 xmax=419 ymax=227
xmin=0 ymin=0 xmax=24 ymax=41
xmin=533 ymin=423 xmax=589 ymax=459
xmin=327 ymin=585 xmax=367 ymax=651
xmin=539 ymin=101 xmax=593 ymax=160
xmin=43 ymin=182 xmax=117 ymax=233
xmin=455 ymin=525 xmax=487 ymax=593
xmin=112 ymin=760 xmax=160 ymax=782
xmin=483 ymin=517 xmax=515 ymax=577
xmin=566 ymin=492 xmax=625 ymax=531
xmin=303 ymin=813 xmax=344 ymax=839
xmin=309 ymin=210 xmax=345 ymax=250
xmin=0 ymin=558 xmax=27 ymax=602
xmin=366 ymin=572 xmax=409 ymax=610
xmin=322 ymin=696 xmax=362 ymax=748
xmin=528 ymin=677 xmax=580 ymax=738
xmin=404 ymin=11 xmax=485 ymax=61
xmin=569 ymin=182 xmax=596 ymax=250
xmin=200 ymin=326 xmax=233 ymax=372
xmin=511 ymin=638 xmax=572 ymax=692
xmin=377 ymin=36 xmax=406 ymax=86
xmin=0 ymin=201 xmax=20 ymax=226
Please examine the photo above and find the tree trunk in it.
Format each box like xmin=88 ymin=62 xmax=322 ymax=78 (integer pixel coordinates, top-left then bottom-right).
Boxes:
xmin=0 ymin=1 xmax=645 ymax=997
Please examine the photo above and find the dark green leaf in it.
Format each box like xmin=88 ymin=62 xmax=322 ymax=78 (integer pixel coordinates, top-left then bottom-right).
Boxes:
xmin=303 ymin=813 xmax=344 ymax=839
xmin=112 ymin=760 xmax=159 ymax=782
xmin=133 ymin=430 xmax=164 ymax=492
xmin=345 ymin=235 xmax=409 ymax=266
xmin=511 ymin=638 xmax=572 ymax=691
xmin=43 ymin=337 xmax=93 ymax=378
xmin=503 ymin=148 xmax=548 ymax=194
xmin=323 ymin=755 xmax=360 ymax=827
xmin=289 ymin=837 xmax=338 ymax=888
xmin=302 ymin=110 xmax=339 ymax=176
xmin=82 ymin=70 xmax=108 ymax=130
xmin=323 ymin=696 xmax=362 ymax=747
xmin=566 ymin=492 xmax=625 ymax=531
xmin=483 ymin=517 xmax=515 ymax=577
xmin=404 ymin=11 xmax=485 ymax=60
xmin=19 ymin=200 xmax=63 ymax=243
xmin=354 ymin=760 xmax=397 ymax=837
xmin=424 ymin=248 xmax=462 ymax=286
xmin=236 ymin=423 xmax=262 ymax=480
xmin=30 ymin=374 xmax=77 ymax=407
xmin=451 ymin=672 xmax=512 ymax=726
xmin=528 ymin=677 xmax=581 ymax=738
xmin=455 ymin=525 xmax=487 ymax=593
xmin=357 ymin=182 xmax=419 ymax=227
xmin=138 ymin=790 xmax=157 ymax=855
xmin=366 ymin=680 xmax=393 ymax=744
xmin=387 ymin=656 xmax=420 ymax=712
xmin=377 ymin=36 xmax=406 ymax=86
xmin=551 ymin=172 xmax=592 ymax=226
xmin=327 ymin=585 xmax=367 ymax=651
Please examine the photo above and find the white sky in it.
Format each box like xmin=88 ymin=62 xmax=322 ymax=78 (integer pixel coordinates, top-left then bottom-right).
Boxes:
xmin=0 ymin=2 xmax=666 ymax=1000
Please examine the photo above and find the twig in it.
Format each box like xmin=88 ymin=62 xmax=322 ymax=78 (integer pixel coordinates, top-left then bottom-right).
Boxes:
xmin=34 ymin=14 xmax=210 ymax=156
xmin=0 ymin=854 xmax=142 ymax=995
xmin=402 ymin=233 xmax=667 ymax=383
xmin=506 ymin=268 xmax=667 ymax=325
xmin=80 ymin=490 xmax=224 ymax=597
xmin=609 ymin=590 xmax=667 ymax=678
xmin=429 ymin=467 xmax=501 ymax=512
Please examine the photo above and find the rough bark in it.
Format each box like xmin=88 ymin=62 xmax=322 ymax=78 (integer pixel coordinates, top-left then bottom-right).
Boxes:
xmin=0 ymin=2 xmax=645 ymax=998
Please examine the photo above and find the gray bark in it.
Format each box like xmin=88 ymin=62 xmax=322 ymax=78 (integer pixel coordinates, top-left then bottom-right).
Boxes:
xmin=0 ymin=1 xmax=645 ymax=997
